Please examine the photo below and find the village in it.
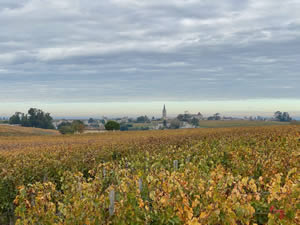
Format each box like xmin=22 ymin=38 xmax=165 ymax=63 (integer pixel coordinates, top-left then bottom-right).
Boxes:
xmin=49 ymin=105 xmax=288 ymax=133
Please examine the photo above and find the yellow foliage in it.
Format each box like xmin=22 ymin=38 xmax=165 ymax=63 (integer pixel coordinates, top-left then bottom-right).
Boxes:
xmin=0 ymin=125 xmax=298 ymax=224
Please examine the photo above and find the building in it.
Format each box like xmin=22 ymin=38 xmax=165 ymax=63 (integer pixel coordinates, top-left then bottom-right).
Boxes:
xmin=162 ymin=104 xmax=167 ymax=120
xmin=192 ymin=112 xmax=204 ymax=120
xmin=180 ymin=122 xmax=196 ymax=129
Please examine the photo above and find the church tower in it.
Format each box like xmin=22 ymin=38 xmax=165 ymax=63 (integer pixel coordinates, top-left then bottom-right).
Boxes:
xmin=162 ymin=104 xmax=167 ymax=119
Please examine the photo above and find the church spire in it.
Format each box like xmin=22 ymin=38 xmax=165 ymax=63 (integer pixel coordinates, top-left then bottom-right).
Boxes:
xmin=162 ymin=104 xmax=167 ymax=119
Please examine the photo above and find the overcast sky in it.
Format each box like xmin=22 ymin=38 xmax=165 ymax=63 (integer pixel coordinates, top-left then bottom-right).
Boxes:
xmin=0 ymin=0 xmax=300 ymax=117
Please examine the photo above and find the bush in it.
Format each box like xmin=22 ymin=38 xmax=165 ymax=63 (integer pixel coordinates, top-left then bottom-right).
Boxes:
xmin=58 ymin=120 xmax=85 ymax=134
xmin=58 ymin=125 xmax=74 ymax=134
xmin=105 ymin=121 xmax=120 ymax=131
xmin=71 ymin=120 xmax=85 ymax=134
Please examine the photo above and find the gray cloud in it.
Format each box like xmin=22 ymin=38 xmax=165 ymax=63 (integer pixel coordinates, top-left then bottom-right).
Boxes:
xmin=0 ymin=0 xmax=300 ymax=103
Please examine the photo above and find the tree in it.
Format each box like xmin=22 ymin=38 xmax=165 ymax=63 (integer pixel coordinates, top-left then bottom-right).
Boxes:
xmin=21 ymin=115 xmax=31 ymax=127
xmin=274 ymin=111 xmax=292 ymax=122
xmin=9 ymin=108 xmax=54 ymax=129
xmin=177 ymin=114 xmax=184 ymax=121
xmin=88 ymin=118 xmax=95 ymax=124
xmin=58 ymin=122 xmax=73 ymax=134
xmin=208 ymin=113 xmax=221 ymax=121
xmin=58 ymin=120 xmax=85 ymax=134
xmin=120 ymin=123 xmax=129 ymax=131
xmin=58 ymin=125 xmax=74 ymax=134
xmin=163 ymin=120 xmax=167 ymax=128
xmin=105 ymin=121 xmax=120 ymax=131
xmin=136 ymin=116 xmax=150 ymax=123
xmin=27 ymin=108 xmax=54 ymax=129
xmin=177 ymin=113 xmax=192 ymax=122
xmin=57 ymin=122 xmax=72 ymax=129
xmin=9 ymin=112 xmax=22 ymax=124
xmin=191 ymin=118 xmax=199 ymax=126
xmin=274 ymin=111 xmax=282 ymax=121
xmin=72 ymin=120 xmax=85 ymax=133
xmin=214 ymin=113 xmax=221 ymax=120
xmin=170 ymin=119 xmax=181 ymax=129
xmin=282 ymin=112 xmax=292 ymax=122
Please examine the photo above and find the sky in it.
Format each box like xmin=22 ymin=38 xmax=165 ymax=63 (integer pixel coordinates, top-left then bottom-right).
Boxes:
xmin=0 ymin=0 xmax=300 ymax=117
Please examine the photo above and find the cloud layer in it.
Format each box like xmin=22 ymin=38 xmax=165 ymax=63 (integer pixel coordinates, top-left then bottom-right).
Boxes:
xmin=0 ymin=0 xmax=300 ymax=103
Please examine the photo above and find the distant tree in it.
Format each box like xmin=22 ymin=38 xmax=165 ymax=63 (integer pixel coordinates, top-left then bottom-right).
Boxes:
xmin=170 ymin=119 xmax=181 ymax=129
xmin=274 ymin=111 xmax=291 ymax=122
xmin=136 ymin=116 xmax=143 ymax=123
xmin=136 ymin=116 xmax=150 ymax=123
xmin=105 ymin=121 xmax=120 ymax=131
xmin=177 ymin=113 xmax=192 ymax=122
xmin=214 ymin=113 xmax=221 ymax=120
xmin=274 ymin=111 xmax=282 ymax=121
xmin=57 ymin=122 xmax=72 ymax=129
xmin=191 ymin=117 xmax=199 ymax=126
xmin=282 ymin=112 xmax=292 ymax=122
xmin=163 ymin=120 xmax=167 ymax=128
xmin=9 ymin=108 xmax=54 ymax=129
xmin=120 ymin=123 xmax=129 ymax=131
xmin=208 ymin=113 xmax=221 ymax=121
xmin=9 ymin=112 xmax=22 ymax=124
xmin=177 ymin=114 xmax=184 ymax=121
xmin=72 ymin=120 xmax=85 ymax=133
xmin=27 ymin=108 xmax=54 ymax=129
xmin=58 ymin=125 xmax=74 ymax=134
xmin=58 ymin=120 xmax=85 ymax=134
xmin=88 ymin=118 xmax=95 ymax=123
xmin=21 ymin=115 xmax=31 ymax=127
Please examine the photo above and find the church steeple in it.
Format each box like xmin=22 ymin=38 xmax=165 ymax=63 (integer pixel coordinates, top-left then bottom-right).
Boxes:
xmin=162 ymin=104 xmax=167 ymax=119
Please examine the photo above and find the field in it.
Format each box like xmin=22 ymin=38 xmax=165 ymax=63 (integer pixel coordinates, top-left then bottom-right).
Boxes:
xmin=0 ymin=126 xmax=299 ymax=224
xmin=197 ymin=120 xmax=290 ymax=128
xmin=0 ymin=125 xmax=59 ymax=136
xmin=127 ymin=120 xmax=290 ymax=130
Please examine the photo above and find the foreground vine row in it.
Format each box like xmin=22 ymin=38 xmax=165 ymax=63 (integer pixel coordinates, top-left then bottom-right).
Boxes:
xmin=1 ymin=126 xmax=299 ymax=224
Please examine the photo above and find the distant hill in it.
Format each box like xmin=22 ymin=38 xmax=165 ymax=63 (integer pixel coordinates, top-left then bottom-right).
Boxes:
xmin=0 ymin=125 xmax=59 ymax=136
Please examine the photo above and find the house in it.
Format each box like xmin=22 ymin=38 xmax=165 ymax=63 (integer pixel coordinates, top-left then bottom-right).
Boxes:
xmin=180 ymin=122 xmax=196 ymax=129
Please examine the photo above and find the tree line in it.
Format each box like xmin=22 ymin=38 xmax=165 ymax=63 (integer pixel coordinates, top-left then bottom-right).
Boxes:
xmin=274 ymin=111 xmax=292 ymax=122
xmin=9 ymin=108 xmax=54 ymax=129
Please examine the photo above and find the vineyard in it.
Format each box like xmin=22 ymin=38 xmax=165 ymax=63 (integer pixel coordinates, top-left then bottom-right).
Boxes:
xmin=0 ymin=125 xmax=59 ymax=137
xmin=0 ymin=126 xmax=299 ymax=224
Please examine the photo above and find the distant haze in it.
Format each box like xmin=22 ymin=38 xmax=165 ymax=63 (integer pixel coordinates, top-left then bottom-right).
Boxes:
xmin=0 ymin=1 xmax=300 ymax=115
